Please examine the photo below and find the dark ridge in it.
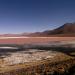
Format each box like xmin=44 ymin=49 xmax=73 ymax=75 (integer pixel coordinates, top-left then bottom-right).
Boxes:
xmin=27 ymin=23 xmax=75 ymax=36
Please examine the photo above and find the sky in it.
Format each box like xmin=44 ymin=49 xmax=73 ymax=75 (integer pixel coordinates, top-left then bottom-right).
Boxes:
xmin=0 ymin=0 xmax=75 ymax=33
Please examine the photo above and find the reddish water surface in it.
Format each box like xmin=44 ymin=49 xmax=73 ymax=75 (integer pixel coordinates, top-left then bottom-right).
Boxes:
xmin=0 ymin=37 xmax=75 ymax=44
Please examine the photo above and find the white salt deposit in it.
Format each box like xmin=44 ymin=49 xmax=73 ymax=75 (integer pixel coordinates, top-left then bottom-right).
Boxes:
xmin=0 ymin=47 xmax=18 ymax=49
xmin=1 ymin=49 xmax=57 ymax=67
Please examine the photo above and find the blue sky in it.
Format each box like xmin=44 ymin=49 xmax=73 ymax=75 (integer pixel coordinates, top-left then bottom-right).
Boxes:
xmin=0 ymin=0 xmax=75 ymax=33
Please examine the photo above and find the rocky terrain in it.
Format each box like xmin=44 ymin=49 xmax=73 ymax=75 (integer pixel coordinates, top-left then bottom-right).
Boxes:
xmin=0 ymin=41 xmax=75 ymax=75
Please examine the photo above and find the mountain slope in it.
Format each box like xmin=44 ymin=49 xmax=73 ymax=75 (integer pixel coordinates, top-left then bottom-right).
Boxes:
xmin=28 ymin=23 xmax=75 ymax=36
xmin=50 ymin=23 xmax=75 ymax=34
xmin=0 ymin=23 xmax=75 ymax=37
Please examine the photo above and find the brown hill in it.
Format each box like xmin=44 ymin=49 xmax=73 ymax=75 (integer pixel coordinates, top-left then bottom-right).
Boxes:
xmin=49 ymin=23 xmax=75 ymax=34
xmin=28 ymin=23 xmax=75 ymax=36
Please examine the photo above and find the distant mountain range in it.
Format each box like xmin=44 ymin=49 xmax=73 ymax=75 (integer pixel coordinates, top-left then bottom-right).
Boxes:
xmin=0 ymin=23 xmax=75 ymax=37
xmin=27 ymin=23 xmax=75 ymax=37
